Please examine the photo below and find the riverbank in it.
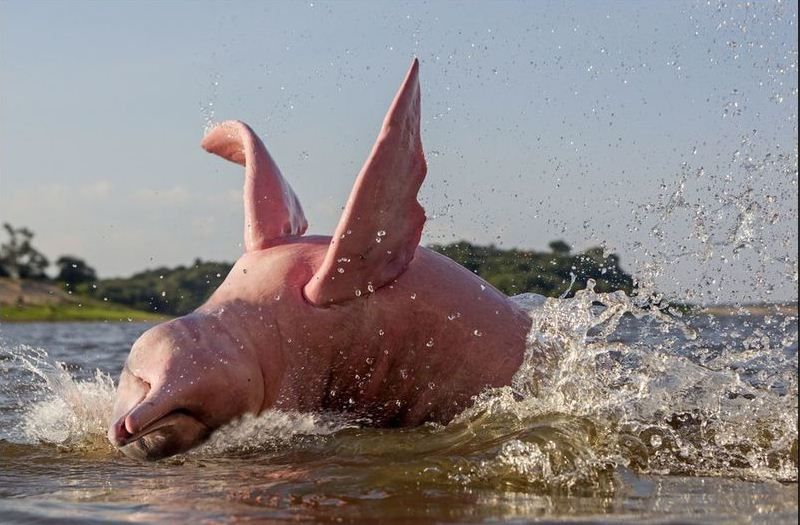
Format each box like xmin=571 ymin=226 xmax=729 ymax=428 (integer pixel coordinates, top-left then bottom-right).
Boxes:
xmin=1 ymin=277 xmax=795 ymax=322
xmin=697 ymin=302 xmax=798 ymax=317
xmin=1 ymin=302 xmax=168 ymax=322
xmin=0 ymin=278 xmax=167 ymax=322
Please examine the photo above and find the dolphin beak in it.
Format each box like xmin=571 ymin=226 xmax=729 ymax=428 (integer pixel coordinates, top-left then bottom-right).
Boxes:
xmin=108 ymin=368 xmax=210 ymax=461
xmin=107 ymin=367 xmax=149 ymax=447
xmin=109 ymin=410 xmax=211 ymax=461
xmin=108 ymin=415 xmax=137 ymax=447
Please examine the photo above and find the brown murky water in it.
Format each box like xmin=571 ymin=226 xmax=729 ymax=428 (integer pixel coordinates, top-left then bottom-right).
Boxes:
xmin=0 ymin=293 xmax=796 ymax=524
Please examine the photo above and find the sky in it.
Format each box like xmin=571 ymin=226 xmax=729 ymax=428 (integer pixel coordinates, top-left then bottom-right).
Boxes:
xmin=1 ymin=0 xmax=797 ymax=304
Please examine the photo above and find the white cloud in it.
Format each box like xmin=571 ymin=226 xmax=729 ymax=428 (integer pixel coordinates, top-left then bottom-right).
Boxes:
xmin=79 ymin=180 xmax=112 ymax=199
xmin=205 ymin=188 xmax=242 ymax=207
xmin=133 ymin=185 xmax=191 ymax=206
xmin=5 ymin=183 xmax=66 ymax=211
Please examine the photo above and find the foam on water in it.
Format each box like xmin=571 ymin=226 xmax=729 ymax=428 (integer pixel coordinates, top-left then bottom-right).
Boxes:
xmin=196 ymin=410 xmax=359 ymax=456
xmin=3 ymin=345 xmax=115 ymax=448
xmin=3 ymin=285 xmax=795 ymax=492
xmin=503 ymin=288 xmax=797 ymax=485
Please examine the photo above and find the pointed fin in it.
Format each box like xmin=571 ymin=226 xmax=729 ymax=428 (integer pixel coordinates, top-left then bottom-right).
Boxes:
xmin=202 ymin=121 xmax=307 ymax=251
xmin=304 ymin=59 xmax=427 ymax=305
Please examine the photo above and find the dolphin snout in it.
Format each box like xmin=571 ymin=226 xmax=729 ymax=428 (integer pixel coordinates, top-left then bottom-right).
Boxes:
xmin=111 ymin=411 xmax=211 ymax=461
xmin=108 ymin=417 xmax=135 ymax=447
xmin=108 ymin=367 xmax=149 ymax=447
xmin=108 ymin=398 xmax=211 ymax=461
xmin=108 ymin=369 xmax=211 ymax=461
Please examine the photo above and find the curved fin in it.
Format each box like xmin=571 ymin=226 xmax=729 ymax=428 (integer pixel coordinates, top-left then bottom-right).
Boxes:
xmin=304 ymin=59 xmax=427 ymax=305
xmin=202 ymin=121 xmax=307 ymax=251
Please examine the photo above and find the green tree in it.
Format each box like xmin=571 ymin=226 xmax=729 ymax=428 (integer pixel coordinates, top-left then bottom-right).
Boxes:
xmin=56 ymin=255 xmax=98 ymax=286
xmin=548 ymin=240 xmax=572 ymax=255
xmin=0 ymin=223 xmax=49 ymax=280
xmin=86 ymin=259 xmax=232 ymax=315
xmin=83 ymin=242 xmax=634 ymax=315
xmin=428 ymin=240 xmax=633 ymax=298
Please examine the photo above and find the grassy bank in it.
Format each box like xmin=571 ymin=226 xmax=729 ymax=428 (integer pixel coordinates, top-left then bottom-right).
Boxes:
xmin=0 ymin=299 xmax=168 ymax=322
xmin=0 ymin=276 xmax=169 ymax=322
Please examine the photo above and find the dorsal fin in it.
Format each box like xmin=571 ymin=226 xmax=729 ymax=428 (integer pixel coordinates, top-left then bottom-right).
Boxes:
xmin=202 ymin=121 xmax=307 ymax=251
xmin=304 ymin=59 xmax=427 ymax=305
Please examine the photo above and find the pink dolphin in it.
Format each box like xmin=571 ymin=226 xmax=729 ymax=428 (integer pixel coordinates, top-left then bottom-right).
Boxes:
xmin=108 ymin=59 xmax=533 ymax=460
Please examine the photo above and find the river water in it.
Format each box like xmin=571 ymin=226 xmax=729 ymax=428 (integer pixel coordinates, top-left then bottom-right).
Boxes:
xmin=0 ymin=290 xmax=796 ymax=524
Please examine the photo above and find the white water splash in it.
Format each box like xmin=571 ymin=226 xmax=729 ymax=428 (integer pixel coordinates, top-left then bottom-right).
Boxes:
xmin=7 ymin=345 xmax=115 ymax=447
xmin=3 ymin=344 xmax=355 ymax=455
xmin=451 ymin=288 xmax=799 ymax=487
xmin=2 ymin=284 xmax=795 ymax=488
xmin=196 ymin=410 xmax=358 ymax=456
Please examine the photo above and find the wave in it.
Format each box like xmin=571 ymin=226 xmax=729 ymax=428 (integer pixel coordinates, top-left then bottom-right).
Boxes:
xmin=2 ymin=284 xmax=795 ymax=492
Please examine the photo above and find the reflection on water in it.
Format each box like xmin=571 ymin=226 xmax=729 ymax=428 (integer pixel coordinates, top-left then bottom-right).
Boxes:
xmin=0 ymin=288 xmax=796 ymax=523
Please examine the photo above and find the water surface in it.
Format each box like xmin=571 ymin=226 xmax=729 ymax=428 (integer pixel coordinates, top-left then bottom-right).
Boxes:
xmin=0 ymin=292 xmax=796 ymax=524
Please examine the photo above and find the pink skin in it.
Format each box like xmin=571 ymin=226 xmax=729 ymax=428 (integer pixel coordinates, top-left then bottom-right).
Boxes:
xmin=108 ymin=59 xmax=533 ymax=461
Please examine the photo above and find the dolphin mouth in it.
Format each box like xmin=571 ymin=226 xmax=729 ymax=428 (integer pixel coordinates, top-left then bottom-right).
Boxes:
xmin=114 ymin=410 xmax=200 ymax=446
xmin=112 ymin=411 xmax=211 ymax=461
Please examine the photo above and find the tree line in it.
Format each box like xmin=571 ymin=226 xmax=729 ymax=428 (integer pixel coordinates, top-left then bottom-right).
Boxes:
xmin=0 ymin=223 xmax=97 ymax=284
xmin=428 ymin=239 xmax=632 ymax=297
xmin=1 ymin=222 xmax=634 ymax=316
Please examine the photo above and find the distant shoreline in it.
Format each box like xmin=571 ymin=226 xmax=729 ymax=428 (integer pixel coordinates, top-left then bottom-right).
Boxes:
xmin=696 ymin=303 xmax=798 ymax=317
xmin=0 ymin=277 xmax=795 ymax=323
xmin=0 ymin=304 xmax=168 ymax=323
xmin=0 ymin=278 xmax=168 ymax=323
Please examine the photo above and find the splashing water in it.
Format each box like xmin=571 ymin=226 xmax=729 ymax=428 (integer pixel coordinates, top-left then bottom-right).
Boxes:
xmin=2 ymin=286 xmax=795 ymax=495
xmin=197 ymin=411 xmax=359 ymax=457
xmin=506 ymin=287 xmax=797 ymax=486
xmin=3 ymin=345 xmax=116 ymax=449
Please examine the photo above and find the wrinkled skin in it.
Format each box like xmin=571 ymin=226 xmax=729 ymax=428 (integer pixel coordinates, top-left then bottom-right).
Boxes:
xmin=107 ymin=60 xmax=535 ymax=461
xmin=108 ymin=314 xmax=266 ymax=460
xmin=108 ymin=238 xmax=532 ymax=460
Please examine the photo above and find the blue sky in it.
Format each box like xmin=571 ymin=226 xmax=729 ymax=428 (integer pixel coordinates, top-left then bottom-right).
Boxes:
xmin=1 ymin=0 xmax=797 ymax=303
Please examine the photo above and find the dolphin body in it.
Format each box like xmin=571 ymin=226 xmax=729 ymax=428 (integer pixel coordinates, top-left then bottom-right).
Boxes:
xmin=108 ymin=59 xmax=533 ymax=460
